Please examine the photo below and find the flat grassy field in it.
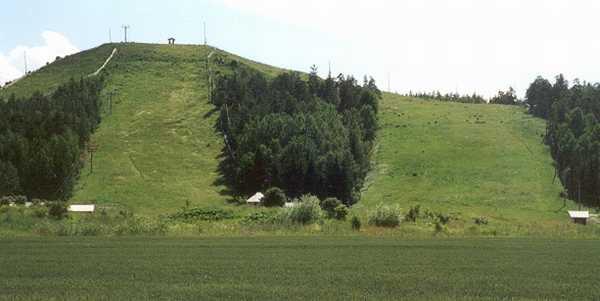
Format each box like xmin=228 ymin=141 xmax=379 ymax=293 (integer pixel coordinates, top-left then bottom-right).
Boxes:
xmin=1 ymin=237 xmax=599 ymax=300
xmin=359 ymin=93 xmax=574 ymax=227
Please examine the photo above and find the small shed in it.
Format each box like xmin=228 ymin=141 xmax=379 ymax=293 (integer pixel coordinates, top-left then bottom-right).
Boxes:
xmin=68 ymin=204 xmax=95 ymax=213
xmin=168 ymin=37 xmax=175 ymax=45
xmin=568 ymin=210 xmax=589 ymax=225
xmin=246 ymin=192 xmax=264 ymax=205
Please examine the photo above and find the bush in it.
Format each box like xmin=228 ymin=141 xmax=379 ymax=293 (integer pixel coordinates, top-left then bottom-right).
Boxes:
xmin=368 ymin=204 xmax=401 ymax=227
xmin=333 ymin=204 xmax=349 ymax=220
xmin=240 ymin=211 xmax=278 ymax=225
xmin=263 ymin=187 xmax=286 ymax=207
xmin=47 ymin=202 xmax=68 ymax=220
xmin=320 ymin=197 xmax=342 ymax=218
xmin=405 ymin=205 xmax=421 ymax=222
xmin=474 ymin=216 xmax=488 ymax=225
xmin=283 ymin=195 xmax=322 ymax=224
xmin=350 ymin=216 xmax=362 ymax=231
xmin=169 ymin=207 xmax=234 ymax=222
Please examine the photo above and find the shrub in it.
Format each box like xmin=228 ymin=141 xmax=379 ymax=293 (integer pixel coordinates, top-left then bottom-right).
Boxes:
xmin=350 ymin=216 xmax=362 ymax=231
xmin=436 ymin=212 xmax=451 ymax=225
xmin=263 ymin=187 xmax=286 ymax=207
xmin=169 ymin=207 xmax=234 ymax=222
xmin=320 ymin=197 xmax=342 ymax=218
xmin=368 ymin=204 xmax=401 ymax=227
xmin=283 ymin=195 xmax=322 ymax=224
xmin=31 ymin=207 xmax=48 ymax=218
xmin=405 ymin=205 xmax=420 ymax=222
xmin=333 ymin=204 xmax=349 ymax=220
xmin=47 ymin=202 xmax=68 ymax=220
xmin=240 ymin=211 xmax=277 ymax=225
xmin=474 ymin=216 xmax=488 ymax=225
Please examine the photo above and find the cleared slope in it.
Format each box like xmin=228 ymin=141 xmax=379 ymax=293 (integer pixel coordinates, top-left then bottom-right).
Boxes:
xmin=359 ymin=93 xmax=572 ymax=225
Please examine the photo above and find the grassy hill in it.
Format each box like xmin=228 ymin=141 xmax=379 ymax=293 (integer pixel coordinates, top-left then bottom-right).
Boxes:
xmin=358 ymin=93 xmax=574 ymax=229
xmin=1 ymin=43 xmax=574 ymax=227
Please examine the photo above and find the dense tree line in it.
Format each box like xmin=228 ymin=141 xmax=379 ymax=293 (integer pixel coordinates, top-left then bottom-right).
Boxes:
xmin=407 ymin=91 xmax=486 ymax=104
xmin=526 ymin=74 xmax=600 ymax=205
xmin=0 ymin=77 xmax=104 ymax=200
xmin=211 ymin=64 xmax=380 ymax=204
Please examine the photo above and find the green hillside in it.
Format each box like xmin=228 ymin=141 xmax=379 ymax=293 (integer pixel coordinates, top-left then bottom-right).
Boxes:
xmin=1 ymin=43 xmax=574 ymax=227
xmin=359 ymin=93 xmax=574 ymax=228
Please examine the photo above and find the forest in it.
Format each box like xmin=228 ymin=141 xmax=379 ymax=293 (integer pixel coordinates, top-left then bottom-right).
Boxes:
xmin=211 ymin=64 xmax=380 ymax=204
xmin=0 ymin=77 xmax=104 ymax=200
xmin=526 ymin=74 xmax=600 ymax=205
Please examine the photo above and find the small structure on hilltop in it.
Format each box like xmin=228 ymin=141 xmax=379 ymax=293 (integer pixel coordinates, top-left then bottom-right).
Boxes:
xmin=168 ymin=37 xmax=176 ymax=45
xmin=246 ymin=192 xmax=264 ymax=205
xmin=68 ymin=204 xmax=96 ymax=213
xmin=568 ymin=210 xmax=589 ymax=225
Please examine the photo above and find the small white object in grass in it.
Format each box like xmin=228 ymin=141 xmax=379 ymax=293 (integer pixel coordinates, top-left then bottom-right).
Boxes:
xmin=246 ymin=192 xmax=264 ymax=204
xmin=284 ymin=202 xmax=297 ymax=208
xmin=25 ymin=202 xmax=32 ymax=207
xmin=68 ymin=204 xmax=95 ymax=213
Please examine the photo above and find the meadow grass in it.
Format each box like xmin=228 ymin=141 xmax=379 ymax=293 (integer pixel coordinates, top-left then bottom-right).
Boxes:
xmin=359 ymin=93 xmax=575 ymax=228
xmin=1 ymin=236 xmax=600 ymax=300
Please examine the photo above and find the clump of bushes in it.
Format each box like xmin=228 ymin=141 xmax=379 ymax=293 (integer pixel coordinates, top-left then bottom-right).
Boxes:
xmin=169 ymin=207 xmax=234 ymax=222
xmin=474 ymin=216 xmax=489 ymax=225
xmin=320 ymin=197 xmax=349 ymax=220
xmin=350 ymin=216 xmax=362 ymax=231
xmin=281 ymin=194 xmax=322 ymax=225
xmin=405 ymin=205 xmax=421 ymax=222
xmin=263 ymin=187 xmax=287 ymax=207
xmin=47 ymin=202 xmax=68 ymax=220
xmin=368 ymin=204 xmax=401 ymax=227
xmin=240 ymin=211 xmax=278 ymax=225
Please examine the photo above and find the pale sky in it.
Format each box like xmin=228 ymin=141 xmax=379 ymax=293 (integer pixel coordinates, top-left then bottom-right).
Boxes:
xmin=2 ymin=0 xmax=600 ymax=98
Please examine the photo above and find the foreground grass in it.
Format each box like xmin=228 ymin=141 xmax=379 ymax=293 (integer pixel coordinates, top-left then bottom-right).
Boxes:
xmin=1 ymin=237 xmax=599 ymax=300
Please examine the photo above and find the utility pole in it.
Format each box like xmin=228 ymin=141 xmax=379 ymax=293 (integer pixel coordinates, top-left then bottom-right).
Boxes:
xmin=88 ymin=141 xmax=99 ymax=174
xmin=203 ymin=22 xmax=207 ymax=46
xmin=328 ymin=61 xmax=331 ymax=78
xmin=387 ymin=72 xmax=391 ymax=92
xmin=23 ymin=51 xmax=28 ymax=74
xmin=109 ymin=28 xmax=112 ymax=43
xmin=122 ymin=25 xmax=130 ymax=43
xmin=106 ymin=89 xmax=117 ymax=115
xmin=207 ymin=51 xmax=215 ymax=103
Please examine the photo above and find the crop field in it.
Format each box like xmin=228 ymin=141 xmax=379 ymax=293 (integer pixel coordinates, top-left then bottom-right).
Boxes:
xmin=1 ymin=237 xmax=599 ymax=300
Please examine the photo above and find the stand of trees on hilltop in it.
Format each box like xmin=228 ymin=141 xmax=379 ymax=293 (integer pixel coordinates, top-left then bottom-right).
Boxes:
xmin=407 ymin=91 xmax=486 ymax=104
xmin=408 ymin=87 xmax=519 ymax=105
xmin=526 ymin=74 xmax=600 ymax=205
xmin=0 ymin=77 xmax=104 ymax=200
xmin=211 ymin=64 xmax=380 ymax=204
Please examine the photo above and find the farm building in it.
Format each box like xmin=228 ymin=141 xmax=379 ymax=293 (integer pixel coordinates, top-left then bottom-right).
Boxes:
xmin=568 ymin=210 xmax=589 ymax=225
xmin=246 ymin=192 xmax=264 ymax=205
xmin=68 ymin=204 xmax=95 ymax=213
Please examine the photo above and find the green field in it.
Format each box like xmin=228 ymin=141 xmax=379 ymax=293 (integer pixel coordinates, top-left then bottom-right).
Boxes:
xmin=1 ymin=237 xmax=599 ymax=300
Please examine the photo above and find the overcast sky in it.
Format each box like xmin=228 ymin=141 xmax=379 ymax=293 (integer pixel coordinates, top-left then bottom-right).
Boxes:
xmin=2 ymin=0 xmax=599 ymax=97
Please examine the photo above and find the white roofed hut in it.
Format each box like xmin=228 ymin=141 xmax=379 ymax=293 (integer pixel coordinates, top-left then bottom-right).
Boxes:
xmin=568 ymin=211 xmax=589 ymax=225
xmin=246 ymin=192 xmax=264 ymax=205
xmin=68 ymin=204 xmax=96 ymax=213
